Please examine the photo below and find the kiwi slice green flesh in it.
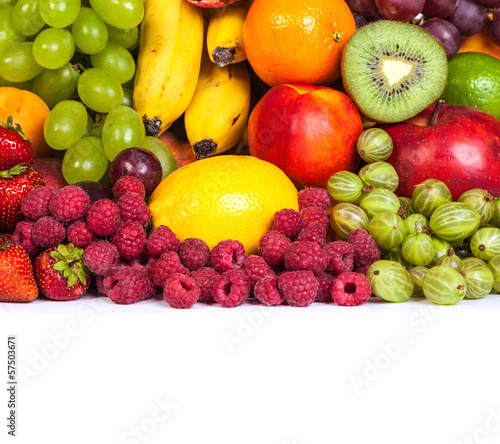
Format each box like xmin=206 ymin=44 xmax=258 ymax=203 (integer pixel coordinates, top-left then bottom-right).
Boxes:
xmin=342 ymin=20 xmax=448 ymax=123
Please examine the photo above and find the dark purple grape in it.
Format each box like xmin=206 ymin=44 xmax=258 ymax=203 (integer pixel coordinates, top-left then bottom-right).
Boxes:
xmin=475 ymin=0 xmax=500 ymax=7
xmin=345 ymin=0 xmax=378 ymax=17
xmin=353 ymin=13 xmax=368 ymax=29
xmin=421 ymin=18 xmax=461 ymax=59
xmin=490 ymin=8 xmax=500 ymax=46
xmin=422 ymin=0 xmax=458 ymax=18
xmin=75 ymin=181 xmax=113 ymax=202
xmin=109 ymin=147 xmax=163 ymax=196
xmin=446 ymin=0 xmax=486 ymax=37
xmin=375 ymin=0 xmax=425 ymax=21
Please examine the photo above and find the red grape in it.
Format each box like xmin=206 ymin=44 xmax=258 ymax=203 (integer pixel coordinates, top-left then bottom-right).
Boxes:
xmin=345 ymin=0 xmax=378 ymax=17
xmin=422 ymin=0 xmax=458 ymax=18
xmin=375 ymin=0 xmax=425 ymax=21
xmin=490 ymin=8 xmax=500 ymax=46
xmin=353 ymin=13 xmax=368 ymax=29
xmin=446 ymin=0 xmax=486 ymax=37
xmin=474 ymin=0 xmax=500 ymax=7
xmin=75 ymin=181 xmax=114 ymax=202
xmin=421 ymin=18 xmax=461 ymax=59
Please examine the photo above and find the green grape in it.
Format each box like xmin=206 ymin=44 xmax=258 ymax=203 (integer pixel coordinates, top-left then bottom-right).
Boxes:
xmin=431 ymin=236 xmax=451 ymax=265
xmin=32 ymin=62 xmax=80 ymax=108
xmin=458 ymin=189 xmax=494 ymax=227
xmin=71 ymin=7 xmax=108 ymax=54
xmin=356 ymin=128 xmax=393 ymax=163
xmin=327 ymin=170 xmax=364 ymax=203
xmin=62 ymin=136 xmax=108 ymax=183
xmin=358 ymin=161 xmax=399 ymax=192
xmin=422 ymin=265 xmax=467 ymax=305
xmin=77 ymin=67 xmax=123 ymax=113
xmin=90 ymin=42 xmax=135 ymax=84
xmin=381 ymin=248 xmax=412 ymax=269
xmin=403 ymin=213 xmax=428 ymax=234
xmin=398 ymin=196 xmax=413 ymax=219
xmin=435 ymin=247 xmax=464 ymax=271
xmin=368 ymin=212 xmax=407 ymax=250
xmin=463 ymin=261 xmax=494 ymax=299
xmin=330 ymin=203 xmax=369 ymax=240
xmin=121 ymin=87 xmax=133 ymax=108
xmin=32 ymin=28 xmax=75 ymax=69
xmin=409 ymin=266 xmax=428 ymax=298
xmin=412 ymin=179 xmax=452 ymax=219
xmin=429 ymin=202 xmax=481 ymax=243
xmin=90 ymin=116 xmax=105 ymax=138
xmin=102 ymin=105 xmax=145 ymax=161
xmin=0 ymin=42 xmax=43 ymax=82
xmin=43 ymin=100 xmax=88 ymax=150
xmin=0 ymin=0 xmax=18 ymax=5
xmin=359 ymin=189 xmax=400 ymax=219
xmin=0 ymin=6 xmax=25 ymax=54
xmin=89 ymin=0 xmax=144 ymax=30
xmin=470 ymin=227 xmax=500 ymax=262
xmin=401 ymin=232 xmax=435 ymax=267
xmin=106 ymin=23 xmax=139 ymax=50
xmin=366 ymin=260 xmax=414 ymax=302
xmin=487 ymin=255 xmax=500 ymax=293
xmin=141 ymin=136 xmax=177 ymax=180
xmin=82 ymin=112 xmax=94 ymax=137
xmin=39 ymin=0 xmax=80 ymax=28
xmin=12 ymin=0 xmax=44 ymax=37
xmin=0 ymin=75 xmax=33 ymax=90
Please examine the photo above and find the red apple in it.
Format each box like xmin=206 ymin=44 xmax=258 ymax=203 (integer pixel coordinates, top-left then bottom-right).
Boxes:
xmin=184 ymin=0 xmax=240 ymax=7
xmin=382 ymin=100 xmax=500 ymax=200
xmin=248 ymin=84 xmax=363 ymax=189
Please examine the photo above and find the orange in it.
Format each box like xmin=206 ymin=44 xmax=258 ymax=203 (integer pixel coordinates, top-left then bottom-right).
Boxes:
xmin=243 ymin=0 xmax=356 ymax=87
xmin=458 ymin=22 xmax=500 ymax=61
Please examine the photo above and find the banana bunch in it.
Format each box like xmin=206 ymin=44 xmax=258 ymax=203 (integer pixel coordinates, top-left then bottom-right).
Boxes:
xmin=134 ymin=0 xmax=253 ymax=159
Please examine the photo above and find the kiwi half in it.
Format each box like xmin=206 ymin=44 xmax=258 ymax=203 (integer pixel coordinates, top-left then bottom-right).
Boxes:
xmin=341 ymin=20 xmax=448 ymax=123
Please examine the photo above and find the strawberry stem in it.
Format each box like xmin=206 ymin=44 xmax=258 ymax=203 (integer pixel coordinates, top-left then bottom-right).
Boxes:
xmin=0 ymin=164 xmax=30 ymax=179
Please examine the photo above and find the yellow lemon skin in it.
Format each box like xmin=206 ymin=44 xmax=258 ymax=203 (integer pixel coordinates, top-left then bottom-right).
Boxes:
xmin=148 ymin=155 xmax=299 ymax=254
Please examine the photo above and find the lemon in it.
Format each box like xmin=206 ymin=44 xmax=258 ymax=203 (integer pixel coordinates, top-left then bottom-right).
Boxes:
xmin=441 ymin=52 xmax=500 ymax=120
xmin=148 ymin=155 xmax=298 ymax=254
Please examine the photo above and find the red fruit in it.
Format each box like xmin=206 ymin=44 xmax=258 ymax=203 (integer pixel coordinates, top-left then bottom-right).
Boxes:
xmin=0 ymin=167 xmax=44 ymax=233
xmin=271 ymin=208 xmax=304 ymax=239
xmin=111 ymin=221 xmax=147 ymax=260
xmin=116 ymin=192 xmax=151 ymax=225
xmin=178 ymin=237 xmax=210 ymax=271
xmin=283 ymin=240 xmax=328 ymax=275
xmin=32 ymin=158 xmax=67 ymax=192
xmin=184 ymin=0 xmax=240 ymax=7
xmin=66 ymin=219 xmax=97 ymax=249
xmin=253 ymin=274 xmax=284 ymax=306
xmin=49 ymin=185 xmax=91 ymax=222
xmin=20 ymin=186 xmax=54 ymax=220
xmin=83 ymin=240 xmax=120 ymax=276
xmin=242 ymin=254 xmax=275 ymax=290
xmin=34 ymin=244 xmax=91 ymax=301
xmin=324 ymin=241 xmax=355 ymax=276
xmin=300 ymin=206 xmax=330 ymax=232
xmin=315 ymin=272 xmax=336 ymax=303
xmin=258 ymin=230 xmax=292 ymax=267
xmin=347 ymin=229 xmax=380 ymax=268
xmin=0 ymin=116 xmax=35 ymax=170
xmin=112 ymin=175 xmax=146 ymax=200
xmin=11 ymin=221 xmax=41 ymax=256
xmin=31 ymin=216 xmax=66 ymax=248
xmin=331 ymin=271 xmax=371 ymax=306
xmin=0 ymin=240 xmax=38 ymax=302
xmin=297 ymin=224 xmax=327 ymax=247
xmin=212 ymin=270 xmax=250 ymax=308
xmin=163 ymin=273 xmax=200 ymax=309
xmin=191 ymin=267 xmax=219 ymax=303
xmin=383 ymin=101 xmax=500 ymax=200
xmin=210 ymin=239 xmax=246 ymax=273
xmin=277 ymin=270 xmax=318 ymax=307
xmin=86 ymin=198 xmax=121 ymax=237
xmin=298 ymin=187 xmax=332 ymax=211
xmin=146 ymin=225 xmax=180 ymax=257
xmin=248 ymin=84 xmax=363 ymax=189
xmin=151 ymin=251 xmax=189 ymax=287
xmin=103 ymin=266 xmax=156 ymax=304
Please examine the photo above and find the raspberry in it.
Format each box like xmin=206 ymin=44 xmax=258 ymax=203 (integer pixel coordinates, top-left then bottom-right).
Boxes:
xmin=112 ymin=175 xmax=146 ymax=200
xmin=324 ymin=241 xmax=355 ymax=276
xmin=116 ymin=192 xmax=151 ymax=225
xmin=354 ymin=264 xmax=371 ymax=275
xmin=178 ymin=238 xmax=210 ymax=271
xmin=11 ymin=221 xmax=40 ymax=256
xmin=96 ymin=275 xmax=106 ymax=295
xmin=242 ymin=254 xmax=275 ymax=290
xmin=301 ymin=206 xmax=330 ymax=232
xmin=284 ymin=240 xmax=328 ymax=275
xmin=258 ymin=230 xmax=292 ymax=267
xmin=66 ymin=219 xmax=97 ymax=249
xmin=128 ymin=256 xmax=156 ymax=276
xmin=49 ymin=185 xmax=91 ymax=222
xmin=297 ymin=224 xmax=327 ymax=247
xmin=348 ymin=229 xmax=380 ymax=268
xmin=315 ymin=272 xmax=335 ymax=302
xmin=163 ymin=273 xmax=200 ymax=309
xmin=271 ymin=208 xmax=304 ymax=239
xmin=111 ymin=221 xmax=147 ymax=260
xmin=146 ymin=225 xmax=180 ymax=257
xmin=103 ymin=266 xmax=156 ymax=304
xmin=210 ymin=239 xmax=246 ymax=273
xmin=253 ymin=275 xmax=284 ymax=306
xmin=190 ymin=267 xmax=219 ymax=303
xmin=331 ymin=272 xmax=371 ymax=306
xmin=31 ymin=216 xmax=66 ymax=248
xmin=151 ymin=251 xmax=188 ymax=287
xmin=213 ymin=270 xmax=250 ymax=308
xmin=83 ymin=240 xmax=120 ymax=275
xmin=86 ymin=199 xmax=121 ymax=237
xmin=298 ymin=187 xmax=332 ymax=211
xmin=20 ymin=186 xmax=54 ymax=220
xmin=278 ymin=270 xmax=318 ymax=307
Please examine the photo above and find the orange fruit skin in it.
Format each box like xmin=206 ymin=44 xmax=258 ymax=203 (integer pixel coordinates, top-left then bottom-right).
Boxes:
xmin=243 ymin=0 xmax=356 ymax=87
xmin=248 ymin=84 xmax=363 ymax=189
xmin=458 ymin=22 xmax=500 ymax=60
xmin=0 ymin=87 xmax=53 ymax=158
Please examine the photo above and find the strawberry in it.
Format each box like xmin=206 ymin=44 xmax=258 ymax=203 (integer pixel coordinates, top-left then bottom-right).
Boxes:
xmin=0 ymin=116 xmax=35 ymax=170
xmin=0 ymin=166 xmax=44 ymax=233
xmin=34 ymin=243 xmax=92 ymax=301
xmin=0 ymin=239 xmax=38 ymax=302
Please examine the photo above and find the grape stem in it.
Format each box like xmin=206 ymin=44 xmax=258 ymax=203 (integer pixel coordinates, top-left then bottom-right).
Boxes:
xmin=429 ymin=99 xmax=445 ymax=126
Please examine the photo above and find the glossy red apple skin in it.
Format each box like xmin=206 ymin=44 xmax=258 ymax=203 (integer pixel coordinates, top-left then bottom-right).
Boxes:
xmin=184 ymin=0 xmax=240 ymax=7
xmin=248 ymin=84 xmax=363 ymax=189
xmin=382 ymin=102 xmax=500 ymax=201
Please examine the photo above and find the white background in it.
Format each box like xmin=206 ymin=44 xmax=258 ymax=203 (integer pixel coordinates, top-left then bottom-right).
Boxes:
xmin=1 ymin=293 xmax=500 ymax=444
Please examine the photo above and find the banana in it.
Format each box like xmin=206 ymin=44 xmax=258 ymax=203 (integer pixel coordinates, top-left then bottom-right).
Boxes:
xmin=133 ymin=0 xmax=204 ymax=136
xmin=184 ymin=52 xmax=251 ymax=160
xmin=206 ymin=0 xmax=253 ymax=67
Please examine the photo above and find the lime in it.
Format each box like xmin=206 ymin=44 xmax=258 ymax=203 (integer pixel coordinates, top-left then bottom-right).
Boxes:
xmin=441 ymin=52 xmax=500 ymax=120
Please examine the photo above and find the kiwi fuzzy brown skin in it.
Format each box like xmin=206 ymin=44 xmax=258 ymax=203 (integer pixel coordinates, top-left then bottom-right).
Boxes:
xmin=341 ymin=20 xmax=448 ymax=123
